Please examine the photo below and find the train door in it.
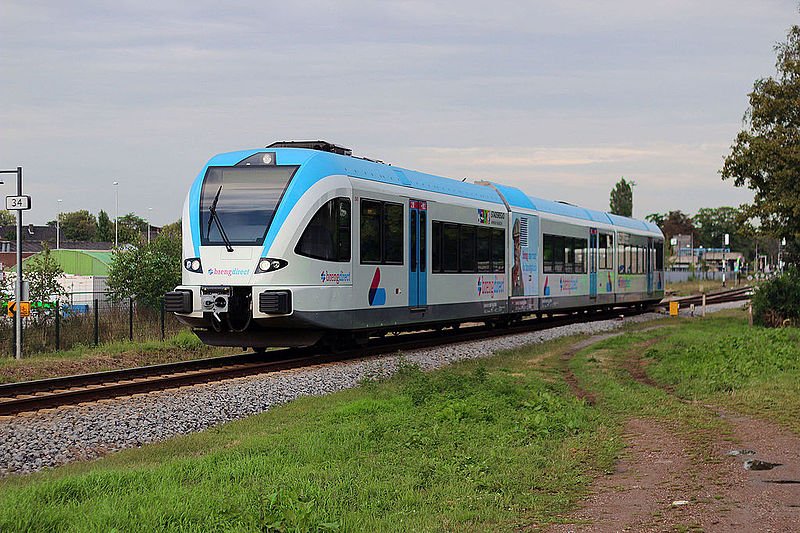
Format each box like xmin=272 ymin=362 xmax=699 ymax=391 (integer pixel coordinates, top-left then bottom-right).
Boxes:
xmin=408 ymin=200 xmax=428 ymax=308
xmin=646 ymin=237 xmax=654 ymax=295
xmin=589 ymin=228 xmax=598 ymax=300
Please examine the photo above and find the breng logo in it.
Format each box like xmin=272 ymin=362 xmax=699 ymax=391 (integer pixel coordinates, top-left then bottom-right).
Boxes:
xmin=207 ymin=267 xmax=250 ymax=276
xmin=477 ymin=276 xmax=505 ymax=298
xmin=320 ymin=271 xmax=351 ymax=284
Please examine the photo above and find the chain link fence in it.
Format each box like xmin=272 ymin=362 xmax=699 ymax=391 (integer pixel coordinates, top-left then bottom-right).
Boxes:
xmin=0 ymin=292 xmax=187 ymax=357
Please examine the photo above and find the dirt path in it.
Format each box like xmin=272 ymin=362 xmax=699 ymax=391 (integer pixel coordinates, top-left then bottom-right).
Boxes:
xmin=548 ymin=333 xmax=800 ymax=532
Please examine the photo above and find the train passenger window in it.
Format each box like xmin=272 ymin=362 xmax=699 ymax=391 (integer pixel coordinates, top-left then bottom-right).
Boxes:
xmin=638 ymin=246 xmax=645 ymax=274
xmin=622 ymin=245 xmax=630 ymax=274
xmin=295 ymin=197 xmax=351 ymax=262
xmin=574 ymin=238 xmax=586 ymax=274
xmin=553 ymin=236 xmax=565 ymax=272
xmin=360 ymin=200 xmax=404 ymax=265
xmin=598 ymin=241 xmax=606 ymax=270
xmin=432 ymin=222 xmax=441 ymax=272
xmin=477 ymin=227 xmax=491 ymax=272
xmin=443 ymin=224 xmax=459 ymax=272
xmin=491 ymin=228 xmax=505 ymax=272
xmin=656 ymin=241 xmax=664 ymax=270
xmin=564 ymin=239 xmax=574 ymax=273
xmin=460 ymin=225 xmax=477 ymax=272
xmin=599 ymin=234 xmax=612 ymax=270
xmin=384 ymin=203 xmax=404 ymax=264
xmin=543 ymin=234 xmax=554 ymax=273
xmin=360 ymin=200 xmax=382 ymax=263
xmin=431 ymin=221 xmax=504 ymax=274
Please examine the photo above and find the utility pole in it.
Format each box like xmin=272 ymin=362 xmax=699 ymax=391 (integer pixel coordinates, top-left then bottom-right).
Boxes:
xmin=113 ymin=181 xmax=119 ymax=247
xmin=56 ymin=198 xmax=63 ymax=249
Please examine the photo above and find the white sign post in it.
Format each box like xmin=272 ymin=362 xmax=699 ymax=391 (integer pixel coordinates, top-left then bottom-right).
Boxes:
xmin=2 ymin=168 xmax=30 ymax=359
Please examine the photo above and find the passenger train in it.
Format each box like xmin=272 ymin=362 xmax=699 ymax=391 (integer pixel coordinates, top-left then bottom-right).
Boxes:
xmin=165 ymin=141 xmax=665 ymax=350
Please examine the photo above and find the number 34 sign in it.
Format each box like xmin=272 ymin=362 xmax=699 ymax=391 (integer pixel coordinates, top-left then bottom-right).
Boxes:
xmin=5 ymin=195 xmax=31 ymax=210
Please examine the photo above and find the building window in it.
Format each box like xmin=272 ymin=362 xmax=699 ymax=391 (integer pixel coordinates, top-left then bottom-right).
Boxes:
xmin=295 ymin=198 xmax=351 ymax=262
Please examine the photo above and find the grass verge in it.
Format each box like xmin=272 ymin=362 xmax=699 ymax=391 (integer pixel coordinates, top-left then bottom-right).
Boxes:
xmin=0 ymin=337 xmax=620 ymax=532
xmin=0 ymin=330 xmax=230 ymax=384
xmin=643 ymin=310 xmax=800 ymax=434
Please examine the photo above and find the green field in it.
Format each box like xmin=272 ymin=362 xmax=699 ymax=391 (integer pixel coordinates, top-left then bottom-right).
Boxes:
xmin=0 ymin=310 xmax=796 ymax=531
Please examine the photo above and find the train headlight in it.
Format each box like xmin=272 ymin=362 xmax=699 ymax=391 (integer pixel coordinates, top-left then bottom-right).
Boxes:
xmin=184 ymin=258 xmax=203 ymax=273
xmin=236 ymin=151 xmax=277 ymax=166
xmin=255 ymin=257 xmax=287 ymax=274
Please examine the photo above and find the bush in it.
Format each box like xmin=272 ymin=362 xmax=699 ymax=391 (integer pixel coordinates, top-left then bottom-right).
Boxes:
xmin=752 ymin=267 xmax=800 ymax=327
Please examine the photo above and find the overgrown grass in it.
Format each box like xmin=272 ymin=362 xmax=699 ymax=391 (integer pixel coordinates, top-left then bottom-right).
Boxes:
xmin=0 ymin=340 xmax=620 ymax=532
xmin=643 ymin=311 xmax=800 ymax=433
xmin=568 ymin=325 xmax=729 ymax=462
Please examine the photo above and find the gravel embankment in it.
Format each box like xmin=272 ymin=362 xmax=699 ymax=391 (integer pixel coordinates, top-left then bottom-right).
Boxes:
xmin=0 ymin=302 xmax=744 ymax=476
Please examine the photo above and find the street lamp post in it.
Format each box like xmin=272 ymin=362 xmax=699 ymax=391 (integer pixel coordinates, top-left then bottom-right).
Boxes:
xmin=56 ymin=198 xmax=63 ymax=249
xmin=113 ymin=181 xmax=119 ymax=247
xmin=147 ymin=207 xmax=153 ymax=245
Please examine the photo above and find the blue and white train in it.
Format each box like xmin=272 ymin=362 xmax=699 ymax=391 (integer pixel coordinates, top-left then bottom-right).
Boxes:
xmin=166 ymin=141 xmax=665 ymax=350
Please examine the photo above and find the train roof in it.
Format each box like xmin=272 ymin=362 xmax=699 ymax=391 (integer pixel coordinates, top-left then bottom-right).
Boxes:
xmin=201 ymin=145 xmax=662 ymax=236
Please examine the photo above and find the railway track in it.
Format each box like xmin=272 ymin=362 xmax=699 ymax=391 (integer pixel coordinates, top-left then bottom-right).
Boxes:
xmin=0 ymin=307 xmax=655 ymax=416
xmin=667 ymin=286 xmax=753 ymax=307
xmin=0 ymin=288 xmax=752 ymax=417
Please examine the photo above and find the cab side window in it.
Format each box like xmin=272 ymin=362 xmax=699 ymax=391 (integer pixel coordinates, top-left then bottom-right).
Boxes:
xmin=295 ymin=198 xmax=351 ymax=262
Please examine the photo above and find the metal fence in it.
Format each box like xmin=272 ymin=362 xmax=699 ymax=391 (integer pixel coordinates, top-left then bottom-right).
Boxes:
xmin=0 ymin=292 xmax=187 ymax=357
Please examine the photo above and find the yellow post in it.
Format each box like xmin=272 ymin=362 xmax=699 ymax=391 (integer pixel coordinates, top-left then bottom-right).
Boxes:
xmin=669 ymin=301 xmax=679 ymax=317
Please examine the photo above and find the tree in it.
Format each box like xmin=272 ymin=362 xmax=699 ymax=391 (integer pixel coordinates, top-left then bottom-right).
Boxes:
xmin=0 ymin=210 xmax=15 ymax=226
xmin=645 ymin=213 xmax=665 ymax=228
xmin=693 ymin=206 xmax=752 ymax=253
xmin=160 ymin=219 xmax=181 ymax=239
xmin=97 ymin=210 xmax=113 ymax=242
xmin=58 ymin=210 xmax=97 ymax=241
xmin=609 ymin=177 xmax=635 ymax=217
xmin=24 ymin=245 xmax=66 ymax=304
xmin=106 ymin=230 xmax=181 ymax=308
xmin=117 ymin=213 xmax=148 ymax=245
xmin=721 ymin=23 xmax=800 ymax=264
xmin=647 ymin=210 xmax=696 ymax=244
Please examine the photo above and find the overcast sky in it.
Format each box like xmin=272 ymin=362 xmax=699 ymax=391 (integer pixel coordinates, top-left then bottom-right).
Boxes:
xmin=1 ymin=1 xmax=796 ymax=225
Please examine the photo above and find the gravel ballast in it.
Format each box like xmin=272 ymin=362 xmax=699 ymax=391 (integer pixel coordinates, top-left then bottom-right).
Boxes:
xmin=0 ymin=302 xmax=743 ymax=476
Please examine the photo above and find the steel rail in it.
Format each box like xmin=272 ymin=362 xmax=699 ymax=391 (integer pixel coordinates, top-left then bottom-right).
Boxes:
xmin=0 ymin=306 xmax=652 ymax=416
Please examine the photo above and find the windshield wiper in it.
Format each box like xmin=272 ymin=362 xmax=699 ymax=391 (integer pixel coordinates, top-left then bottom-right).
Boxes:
xmin=207 ymin=185 xmax=234 ymax=252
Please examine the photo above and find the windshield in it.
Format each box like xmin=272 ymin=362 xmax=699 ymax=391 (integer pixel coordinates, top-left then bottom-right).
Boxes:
xmin=199 ymin=165 xmax=298 ymax=246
